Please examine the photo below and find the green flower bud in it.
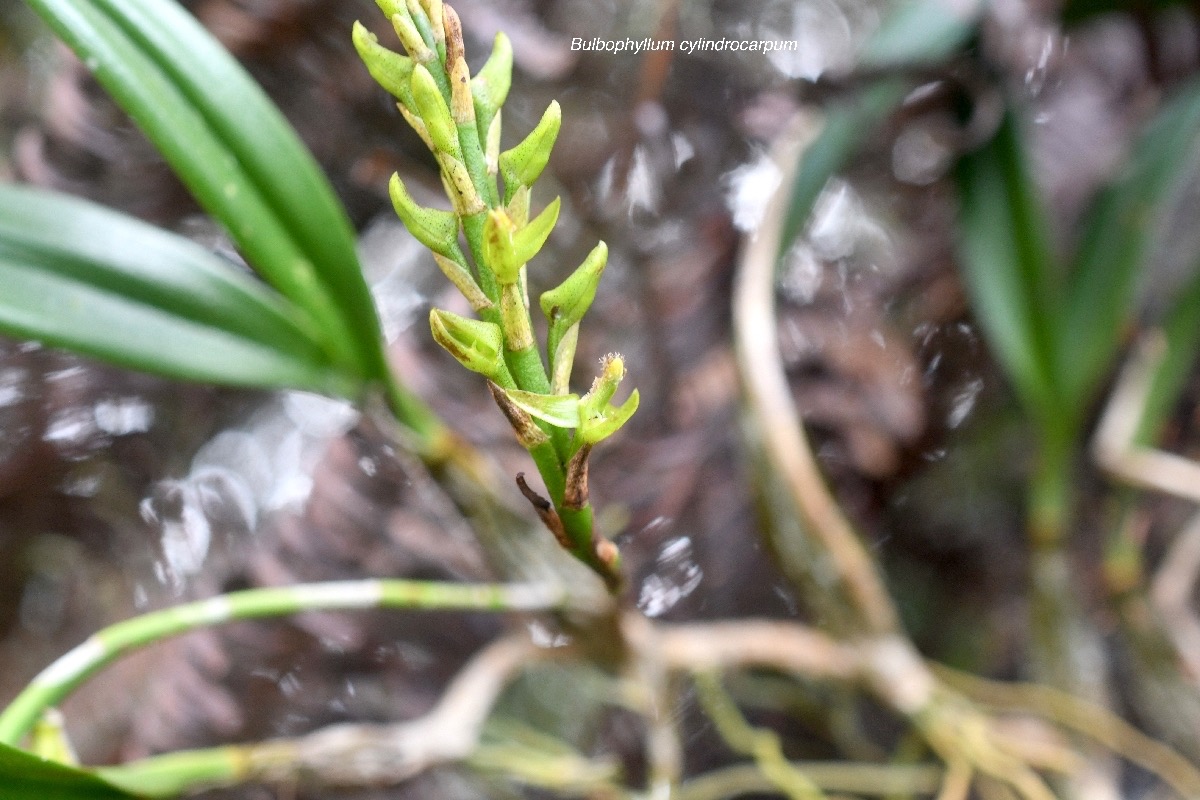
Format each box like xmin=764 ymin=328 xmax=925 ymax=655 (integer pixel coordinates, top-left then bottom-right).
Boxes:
xmin=483 ymin=208 xmax=518 ymax=284
xmin=411 ymin=65 xmax=459 ymax=155
xmin=483 ymin=198 xmax=559 ymax=285
xmin=353 ymin=22 xmax=415 ymax=108
xmin=542 ymin=241 xmax=607 ymax=374
xmin=485 ymin=111 xmax=502 ymax=176
xmin=375 ymin=0 xmax=404 ymax=17
xmin=388 ymin=174 xmax=459 ymax=256
xmin=541 ymin=241 xmax=607 ymax=330
xmin=514 ymin=197 xmax=560 ymax=264
xmin=499 ymin=101 xmax=560 ymax=202
xmin=429 ymin=309 xmax=509 ymax=382
xmin=471 ymin=33 xmax=513 ymax=130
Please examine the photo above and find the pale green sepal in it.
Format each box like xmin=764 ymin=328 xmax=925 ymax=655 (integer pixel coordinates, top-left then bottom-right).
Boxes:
xmin=485 ymin=111 xmax=502 ymax=176
xmin=471 ymin=32 xmax=513 ymax=126
xmin=499 ymin=101 xmax=561 ymax=202
xmin=429 ymin=308 xmax=509 ymax=381
xmin=507 ymin=184 xmax=530 ymax=226
xmin=483 ymin=208 xmax=519 ymax=284
xmin=581 ymin=389 xmax=638 ymax=445
xmin=375 ymin=0 xmax=404 ymax=17
xmin=512 ymin=197 xmax=560 ymax=266
xmin=352 ymin=22 xmax=415 ymax=108
xmin=388 ymin=174 xmax=459 ymax=256
xmin=411 ymin=64 xmax=458 ymax=155
xmin=483 ymin=199 xmax=559 ymax=285
xmin=501 ymin=387 xmax=580 ymax=428
xmin=578 ymin=353 xmax=637 ymax=443
xmin=550 ymin=323 xmax=579 ymax=395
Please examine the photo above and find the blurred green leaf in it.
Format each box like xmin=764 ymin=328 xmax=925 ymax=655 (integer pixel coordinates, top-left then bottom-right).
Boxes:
xmin=1059 ymin=78 xmax=1200 ymax=411
xmin=956 ymin=112 xmax=1065 ymax=437
xmin=0 ymin=184 xmax=352 ymax=394
xmin=0 ymin=742 xmax=134 ymax=799
xmin=25 ymin=0 xmax=388 ymax=383
xmin=777 ymin=80 xmax=907 ymax=263
xmin=859 ymin=0 xmax=980 ymax=70
xmin=777 ymin=0 xmax=979 ymax=263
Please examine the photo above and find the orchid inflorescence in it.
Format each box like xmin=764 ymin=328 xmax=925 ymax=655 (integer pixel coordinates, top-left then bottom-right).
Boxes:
xmin=353 ymin=0 xmax=636 ymax=589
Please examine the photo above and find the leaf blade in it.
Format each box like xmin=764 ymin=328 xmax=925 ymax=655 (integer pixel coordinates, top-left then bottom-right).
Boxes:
xmin=25 ymin=0 xmax=387 ymax=381
xmin=0 ymin=741 xmax=134 ymax=799
xmin=1059 ymin=78 xmax=1200 ymax=409
xmin=0 ymin=185 xmax=352 ymax=394
xmin=955 ymin=113 xmax=1065 ymax=435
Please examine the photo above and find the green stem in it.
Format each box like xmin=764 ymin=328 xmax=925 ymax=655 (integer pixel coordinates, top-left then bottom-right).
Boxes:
xmin=0 ymin=579 xmax=566 ymax=747
xmin=99 ymin=748 xmax=243 ymax=798
xmin=458 ymin=121 xmax=499 ymax=207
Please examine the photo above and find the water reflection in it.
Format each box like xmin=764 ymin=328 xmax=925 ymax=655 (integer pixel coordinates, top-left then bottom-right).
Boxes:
xmin=637 ymin=535 xmax=703 ymax=618
xmin=141 ymin=393 xmax=357 ymax=591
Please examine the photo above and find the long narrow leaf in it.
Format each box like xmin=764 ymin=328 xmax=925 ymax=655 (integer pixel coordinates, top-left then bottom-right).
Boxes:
xmin=858 ymin=0 xmax=980 ymax=70
xmin=1059 ymin=78 xmax=1200 ymax=410
xmin=955 ymin=113 xmax=1065 ymax=436
xmin=0 ymin=185 xmax=353 ymax=394
xmin=0 ymin=742 xmax=133 ymax=800
xmin=23 ymin=0 xmax=380 ymax=380
xmin=777 ymin=0 xmax=977 ymax=262
xmin=776 ymin=80 xmax=906 ymax=263
xmin=86 ymin=0 xmax=390 ymax=379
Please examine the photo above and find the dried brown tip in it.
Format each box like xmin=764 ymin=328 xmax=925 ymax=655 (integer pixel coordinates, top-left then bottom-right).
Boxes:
xmin=564 ymin=444 xmax=591 ymax=511
xmin=516 ymin=473 xmax=570 ymax=548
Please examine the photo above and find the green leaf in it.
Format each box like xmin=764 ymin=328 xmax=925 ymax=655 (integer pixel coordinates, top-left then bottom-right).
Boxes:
xmin=0 ymin=741 xmax=134 ymax=799
xmin=858 ymin=0 xmax=980 ymax=70
xmin=955 ymin=112 xmax=1065 ymax=437
xmin=1058 ymin=78 xmax=1200 ymax=411
xmin=777 ymin=0 xmax=977 ymax=263
xmin=26 ymin=0 xmax=388 ymax=382
xmin=0 ymin=184 xmax=352 ymax=394
xmin=776 ymin=80 xmax=907 ymax=263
